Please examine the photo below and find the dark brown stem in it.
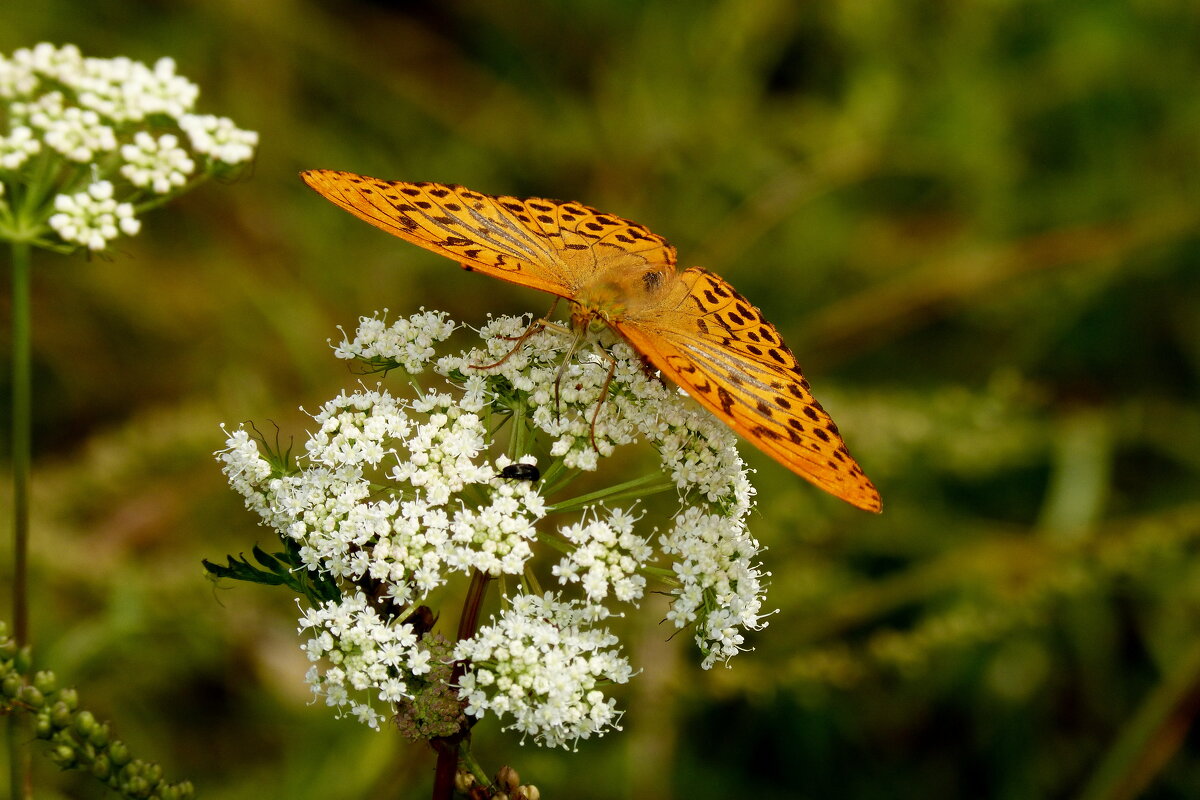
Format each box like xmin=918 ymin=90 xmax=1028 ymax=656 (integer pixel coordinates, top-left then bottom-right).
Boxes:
xmin=430 ymin=569 xmax=492 ymax=800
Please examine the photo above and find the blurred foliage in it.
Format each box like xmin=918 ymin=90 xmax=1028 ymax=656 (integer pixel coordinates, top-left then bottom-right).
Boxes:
xmin=1 ymin=0 xmax=1199 ymax=798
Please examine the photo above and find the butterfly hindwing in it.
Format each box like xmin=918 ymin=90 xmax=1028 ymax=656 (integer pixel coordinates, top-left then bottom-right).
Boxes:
xmin=616 ymin=267 xmax=881 ymax=512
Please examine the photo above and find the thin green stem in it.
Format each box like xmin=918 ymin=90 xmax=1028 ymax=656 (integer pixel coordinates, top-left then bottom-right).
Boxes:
xmin=8 ymin=240 xmax=32 ymax=799
xmin=541 ymin=466 xmax=584 ymax=498
xmin=458 ymin=740 xmax=490 ymax=788
xmin=538 ymin=456 xmax=568 ymax=489
xmin=1077 ymin=636 xmax=1200 ymax=800
xmin=507 ymin=399 xmax=527 ymax=462
xmin=546 ymin=472 xmax=676 ymax=515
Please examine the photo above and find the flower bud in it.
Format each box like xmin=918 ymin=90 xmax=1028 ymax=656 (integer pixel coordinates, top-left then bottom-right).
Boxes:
xmin=495 ymin=765 xmax=520 ymax=792
xmin=0 ymin=635 xmax=16 ymax=660
xmin=34 ymin=713 xmax=52 ymax=738
xmin=33 ymin=670 xmax=58 ymax=694
xmin=74 ymin=709 xmax=97 ymax=735
xmin=51 ymin=744 xmax=76 ymax=767
xmin=92 ymin=754 xmax=112 ymax=780
xmin=109 ymin=739 xmax=131 ymax=766
xmin=59 ymin=687 xmax=79 ymax=709
xmin=14 ymin=645 xmax=33 ymax=674
xmin=50 ymin=700 xmax=73 ymax=730
xmin=88 ymin=720 xmax=111 ymax=747
xmin=19 ymin=685 xmax=44 ymax=708
xmin=454 ymin=768 xmax=476 ymax=793
xmin=2 ymin=674 xmax=21 ymax=698
xmin=516 ymin=785 xmax=541 ymax=800
xmin=123 ymin=776 xmax=150 ymax=796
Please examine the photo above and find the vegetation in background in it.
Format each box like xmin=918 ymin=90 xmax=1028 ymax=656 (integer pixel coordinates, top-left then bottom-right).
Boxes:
xmin=1 ymin=1 xmax=1198 ymax=798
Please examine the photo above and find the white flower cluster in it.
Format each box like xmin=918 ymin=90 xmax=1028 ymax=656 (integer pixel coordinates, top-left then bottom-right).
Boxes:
xmin=219 ymin=310 xmax=771 ymax=746
xmin=333 ymin=308 xmax=457 ymax=374
xmin=219 ymin=385 xmax=547 ymax=608
xmin=48 ymin=181 xmax=140 ymax=250
xmin=455 ymin=593 xmax=632 ymax=749
xmin=177 ymin=113 xmax=258 ymax=166
xmin=553 ymin=506 xmax=651 ymax=605
xmin=438 ymin=315 xmax=754 ymax=513
xmin=0 ymin=43 xmax=257 ymax=252
xmin=299 ymin=592 xmax=433 ymax=730
xmin=0 ymin=125 xmax=39 ymax=169
xmin=661 ymin=506 xmax=772 ymax=669
xmin=120 ymin=132 xmax=194 ymax=193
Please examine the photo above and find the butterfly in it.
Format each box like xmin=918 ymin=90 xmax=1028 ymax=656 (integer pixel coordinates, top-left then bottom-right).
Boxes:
xmin=300 ymin=170 xmax=882 ymax=512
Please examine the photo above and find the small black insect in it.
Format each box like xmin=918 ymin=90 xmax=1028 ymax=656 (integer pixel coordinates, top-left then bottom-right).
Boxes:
xmin=500 ymin=463 xmax=541 ymax=482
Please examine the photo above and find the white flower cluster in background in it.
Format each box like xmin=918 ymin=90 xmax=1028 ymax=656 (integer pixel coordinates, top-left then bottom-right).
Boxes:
xmin=48 ymin=180 xmax=139 ymax=250
xmin=219 ymin=310 xmax=770 ymax=745
xmin=0 ymin=43 xmax=257 ymax=252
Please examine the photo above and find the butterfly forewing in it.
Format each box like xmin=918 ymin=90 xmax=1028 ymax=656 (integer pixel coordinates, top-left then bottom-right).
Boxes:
xmin=301 ymin=170 xmax=574 ymax=297
xmin=616 ymin=268 xmax=882 ymax=512
xmin=301 ymin=169 xmax=677 ymax=297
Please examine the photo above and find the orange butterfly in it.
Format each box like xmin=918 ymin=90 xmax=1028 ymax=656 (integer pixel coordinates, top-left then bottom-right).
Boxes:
xmin=300 ymin=170 xmax=881 ymax=512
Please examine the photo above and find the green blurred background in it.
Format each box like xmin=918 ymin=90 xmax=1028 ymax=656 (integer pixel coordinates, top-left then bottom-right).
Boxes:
xmin=3 ymin=1 xmax=1200 ymax=797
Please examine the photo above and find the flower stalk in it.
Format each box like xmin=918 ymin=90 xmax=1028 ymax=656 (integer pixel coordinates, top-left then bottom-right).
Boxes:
xmin=7 ymin=238 xmax=31 ymax=800
xmin=432 ymin=569 xmax=492 ymax=800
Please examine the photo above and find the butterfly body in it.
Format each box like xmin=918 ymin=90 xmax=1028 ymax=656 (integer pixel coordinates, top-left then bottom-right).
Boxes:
xmin=301 ymin=170 xmax=882 ymax=512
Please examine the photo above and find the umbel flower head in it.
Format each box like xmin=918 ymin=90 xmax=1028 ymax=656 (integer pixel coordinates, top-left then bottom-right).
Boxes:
xmin=0 ymin=43 xmax=257 ymax=253
xmin=218 ymin=310 xmax=769 ymax=749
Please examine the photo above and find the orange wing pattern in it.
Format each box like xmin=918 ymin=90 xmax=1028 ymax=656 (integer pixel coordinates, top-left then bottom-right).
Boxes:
xmin=300 ymin=169 xmax=675 ymax=298
xmin=616 ymin=268 xmax=881 ymax=512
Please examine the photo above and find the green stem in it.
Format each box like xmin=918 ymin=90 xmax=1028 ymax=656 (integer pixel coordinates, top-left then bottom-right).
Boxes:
xmin=1076 ymin=636 xmax=1200 ymax=800
xmin=507 ymin=398 xmax=529 ymax=463
xmin=546 ymin=472 xmax=676 ymax=515
xmin=8 ymin=240 xmax=32 ymax=799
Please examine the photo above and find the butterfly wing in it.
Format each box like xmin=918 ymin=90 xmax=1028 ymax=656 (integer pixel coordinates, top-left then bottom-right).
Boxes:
xmin=614 ymin=267 xmax=882 ymax=512
xmin=300 ymin=169 xmax=676 ymax=298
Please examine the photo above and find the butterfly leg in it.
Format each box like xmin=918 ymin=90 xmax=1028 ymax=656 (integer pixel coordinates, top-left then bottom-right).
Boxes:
xmin=552 ymin=325 xmax=588 ymax=421
xmin=587 ymin=347 xmax=618 ymax=453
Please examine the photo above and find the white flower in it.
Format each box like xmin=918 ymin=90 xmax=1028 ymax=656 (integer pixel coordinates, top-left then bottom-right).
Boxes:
xmin=300 ymin=592 xmax=434 ymax=728
xmin=0 ymin=51 xmax=39 ymax=99
xmin=48 ymin=181 xmax=140 ymax=250
xmin=179 ymin=113 xmax=258 ymax=164
xmin=333 ymin=309 xmax=457 ymax=373
xmin=0 ymin=126 xmax=40 ymax=170
xmin=0 ymin=43 xmax=258 ymax=253
xmin=553 ymin=506 xmax=652 ymax=605
xmin=120 ymin=131 xmax=194 ymax=193
xmin=16 ymin=92 xmax=117 ymax=163
xmin=660 ymin=505 xmax=772 ymax=668
xmin=73 ymin=55 xmax=199 ymax=122
xmin=454 ymin=593 xmax=632 ymax=749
